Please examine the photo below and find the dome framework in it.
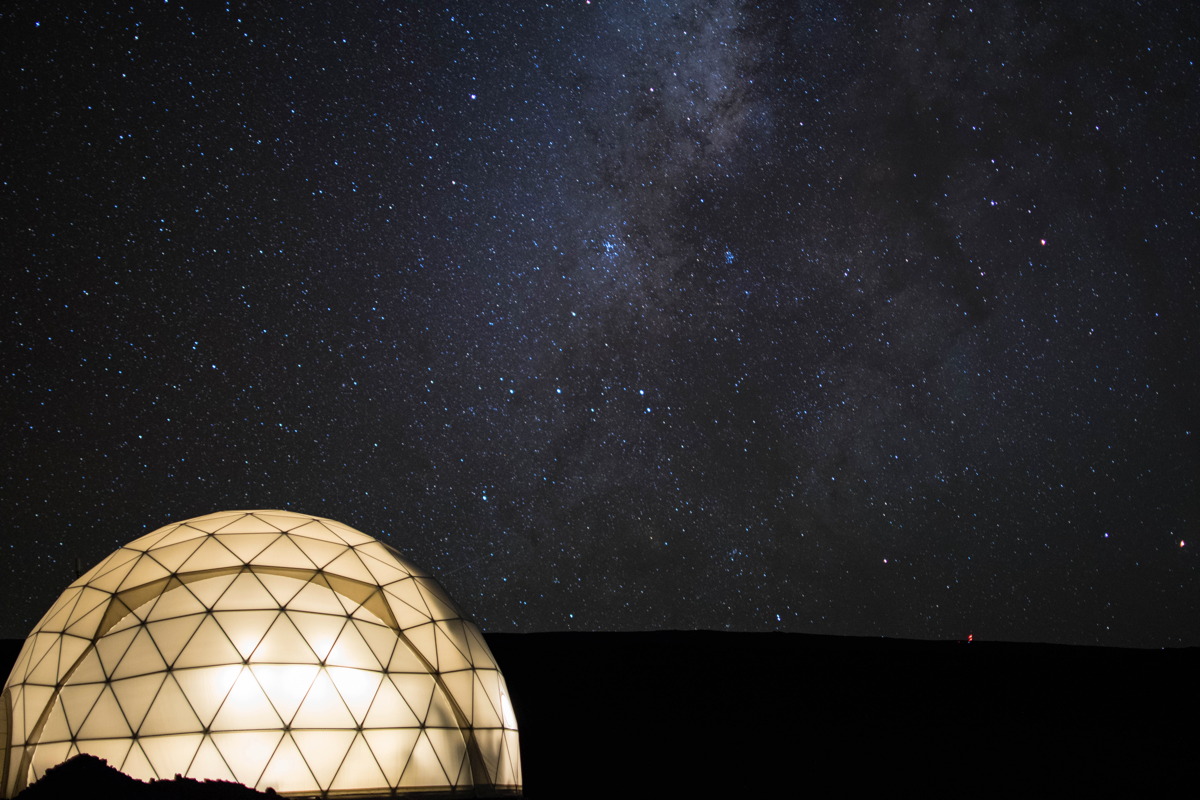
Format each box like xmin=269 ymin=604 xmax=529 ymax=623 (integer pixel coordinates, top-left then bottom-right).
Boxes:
xmin=0 ymin=510 xmax=521 ymax=798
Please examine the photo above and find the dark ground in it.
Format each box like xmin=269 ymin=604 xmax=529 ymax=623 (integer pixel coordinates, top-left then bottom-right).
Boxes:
xmin=3 ymin=633 xmax=1195 ymax=797
xmin=487 ymin=632 xmax=1196 ymax=796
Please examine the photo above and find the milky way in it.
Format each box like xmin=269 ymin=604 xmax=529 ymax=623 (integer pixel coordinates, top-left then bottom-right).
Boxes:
xmin=2 ymin=1 xmax=1196 ymax=646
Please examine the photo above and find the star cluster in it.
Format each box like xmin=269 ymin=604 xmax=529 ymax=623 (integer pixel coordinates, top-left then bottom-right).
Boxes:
xmin=2 ymin=1 xmax=1196 ymax=646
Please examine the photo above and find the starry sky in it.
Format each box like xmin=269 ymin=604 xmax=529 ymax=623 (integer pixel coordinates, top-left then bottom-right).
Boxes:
xmin=2 ymin=1 xmax=1197 ymax=647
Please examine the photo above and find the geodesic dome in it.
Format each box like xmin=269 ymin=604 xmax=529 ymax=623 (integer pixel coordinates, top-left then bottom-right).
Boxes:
xmin=0 ymin=510 xmax=521 ymax=798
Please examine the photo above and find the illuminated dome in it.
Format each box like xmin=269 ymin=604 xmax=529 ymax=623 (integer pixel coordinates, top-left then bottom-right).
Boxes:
xmin=0 ymin=510 xmax=521 ymax=798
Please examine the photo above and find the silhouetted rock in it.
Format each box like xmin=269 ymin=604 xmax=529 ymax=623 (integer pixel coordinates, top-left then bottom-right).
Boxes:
xmin=16 ymin=753 xmax=275 ymax=800
xmin=17 ymin=754 xmax=142 ymax=800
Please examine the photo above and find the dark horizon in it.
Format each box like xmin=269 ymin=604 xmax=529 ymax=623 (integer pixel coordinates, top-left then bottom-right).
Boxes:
xmin=3 ymin=631 xmax=1196 ymax=798
xmin=2 ymin=1 xmax=1196 ymax=648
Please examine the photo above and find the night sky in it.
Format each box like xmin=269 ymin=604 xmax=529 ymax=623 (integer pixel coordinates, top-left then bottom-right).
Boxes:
xmin=3 ymin=1 xmax=1196 ymax=647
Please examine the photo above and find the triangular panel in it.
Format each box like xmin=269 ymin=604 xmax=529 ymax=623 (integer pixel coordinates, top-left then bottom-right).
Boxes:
xmin=139 ymin=673 xmax=202 ymax=736
xmin=186 ymin=514 xmax=245 ymax=534
xmin=254 ymin=613 xmax=320 ymax=665
xmin=144 ymin=614 xmax=205 ymax=667
xmin=25 ymin=636 xmax=63 ymax=686
xmin=174 ymin=615 xmax=241 ymax=669
xmin=254 ymin=512 xmax=306 ymax=532
xmin=356 ymin=548 xmax=413 ymax=585
xmin=426 ymin=727 xmax=469 ymax=788
xmin=326 ymin=667 xmax=383 ymax=725
xmin=250 ymin=664 xmax=320 ymax=724
xmin=111 ymin=627 xmax=169 ymax=679
xmin=212 ymin=609 xmax=279 ymax=660
xmin=144 ymin=582 xmax=208 ymax=620
xmin=210 ymin=668 xmax=283 ymax=731
xmin=211 ymin=730 xmax=282 ymax=787
xmin=121 ymin=740 xmax=158 ymax=781
xmin=290 ymin=534 xmax=348 ymax=568
xmin=116 ymin=557 xmax=173 ymax=592
xmin=140 ymin=733 xmax=204 ymax=782
xmin=145 ymin=524 xmax=209 ymax=549
xmin=322 ymin=520 xmax=374 ymax=546
xmin=213 ymin=532 xmax=281 ymax=562
xmin=400 ymin=730 xmax=451 ymax=788
xmin=286 ymin=580 xmax=348 ymax=617
xmin=362 ymin=675 xmax=422 ymax=729
xmin=352 ymin=620 xmax=400 ymax=671
xmin=21 ymin=633 xmax=59 ymax=684
xmin=178 ymin=537 xmax=244 ymax=573
xmin=186 ymin=734 xmax=237 ymax=782
xmin=384 ymin=581 xmax=433 ymax=627
xmin=474 ymin=728 xmax=504 ymax=783
xmin=331 ymin=733 xmax=389 ymax=793
xmin=258 ymin=732 xmax=319 ymax=794
xmin=323 ymin=550 xmax=377 ymax=584
xmin=178 ymin=572 xmax=238 ymax=610
xmin=174 ymin=665 xmax=240 ymax=728
xmin=327 ymin=620 xmax=383 ymax=670
xmin=291 ymin=729 xmax=356 ymax=791
xmin=129 ymin=525 xmax=184 ymax=551
xmin=77 ymin=686 xmax=132 ymax=740
xmin=213 ymin=515 xmax=284 ymax=534
xmin=146 ymin=538 xmax=207 ymax=573
xmin=362 ymin=728 xmax=421 ymax=787
xmin=433 ymin=624 xmax=472 ymax=672
xmin=289 ymin=611 xmax=347 ymax=662
xmin=423 ymin=688 xmax=458 ymax=730
xmin=388 ymin=673 xmax=436 ymax=727
xmin=283 ymin=519 xmax=344 ymax=545
xmin=58 ymin=682 xmax=106 ymax=733
xmin=95 ymin=626 xmax=140 ymax=679
xmin=39 ymin=591 xmax=82 ymax=633
xmin=55 ymin=633 xmax=90 ymax=674
xmin=211 ymin=572 xmax=279 ymax=612
xmin=111 ymin=673 xmax=168 ymax=733
xmin=403 ymin=623 xmax=438 ymax=671
xmin=290 ymin=669 xmax=355 ymax=729
xmin=309 ymin=520 xmax=355 ymax=546
xmin=465 ymin=625 xmax=499 ymax=668
xmin=255 ymin=572 xmax=308 ymax=607
xmin=39 ymin=698 xmax=73 ymax=744
xmin=250 ymin=535 xmax=314 ymax=570
xmin=88 ymin=552 xmax=142 ymax=593
xmin=65 ymin=588 xmax=112 ymax=637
